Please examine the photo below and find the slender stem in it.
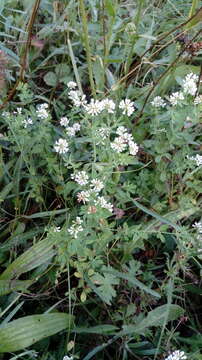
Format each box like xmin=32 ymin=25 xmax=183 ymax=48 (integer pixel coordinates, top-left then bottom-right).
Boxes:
xmin=79 ymin=0 xmax=96 ymax=97
xmin=20 ymin=0 xmax=41 ymax=81
xmin=0 ymin=0 xmax=41 ymax=109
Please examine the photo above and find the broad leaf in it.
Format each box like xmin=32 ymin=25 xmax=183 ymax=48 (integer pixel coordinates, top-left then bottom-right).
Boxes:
xmin=0 ymin=313 xmax=73 ymax=352
xmin=0 ymin=237 xmax=56 ymax=280
xmin=0 ymin=280 xmax=32 ymax=296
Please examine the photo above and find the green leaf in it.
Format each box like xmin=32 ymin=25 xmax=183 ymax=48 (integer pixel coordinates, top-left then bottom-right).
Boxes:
xmin=0 ymin=182 xmax=13 ymax=203
xmin=22 ymin=208 xmax=68 ymax=219
xmin=43 ymin=71 xmax=57 ymax=87
xmin=0 ymin=236 xmax=56 ymax=280
xmin=85 ymin=272 xmax=119 ymax=305
xmin=185 ymin=1 xmax=201 ymax=29
xmin=0 ymin=280 xmax=32 ymax=296
xmin=74 ymin=324 xmax=119 ymax=334
xmin=131 ymin=198 xmax=181 ymax=231
xmin=0 ymin=313 xmax=73 ymax=352
xmin=105 ymin=0 xmax=116 ymax=17
xmin=121 ymin=305 xmax=184 ymax=335
xmin=103 ymin=268 xmax=161 ymax=298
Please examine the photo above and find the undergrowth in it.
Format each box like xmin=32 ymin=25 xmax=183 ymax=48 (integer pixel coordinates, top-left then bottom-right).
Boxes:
xmin=0 ymin=1 xmax=202 ymax=360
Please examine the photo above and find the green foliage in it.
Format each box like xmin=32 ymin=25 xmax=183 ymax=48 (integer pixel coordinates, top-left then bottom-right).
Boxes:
xmin=0 ymin=313 xmax=73 ymax=352
xmin=0 ymin=0 xmax=201 ymax=359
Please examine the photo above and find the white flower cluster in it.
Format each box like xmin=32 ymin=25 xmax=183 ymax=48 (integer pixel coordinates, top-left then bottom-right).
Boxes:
xmin=194 ymin=94 xmax=202 ymax=105
xmin=63 ymin=356 xmax=73 ymax=360
xmin=66 ymin=123 xmax=81 ymax=137
xmin=22 ymin=117 xmax=33 ymax=128
xmin=71 ymin=171 xmax=89 ymax=186
xmin=68 ymin=216 xmax=83 ymax=239
xmin=151 ymin=96 xmax=166 ymax=108
xmin=90 ymin=178 xmax=105 ymax=193
xmin=189 ymin=154 xmax=202 ymax=167
xmin=67 ymin=81 xmax=77 ymax=89
xmin=68 ymin=90 xmax=87 ymax=107
xmin=76 ymin=178 xmax=105 ymax=203
xmin=165 ymin=350 xmax=187 ymax=360
xmin=85 ymin=99 xmax=103 ymax=116
xmin=59 ymin=116 xmax=80 ymax=136
xmin=60 ymin=117 xmax=69 ymax=127
xmin=76 ymin=178 xmax=104 ymax=203
xmin=71 ymin=171 xmax=113 ymax=213
xmin=151 ymin=73 xmax=201 ymax=108
xmin=77 ymin=190 xmax=91 ymax=204
xmin=169 ymin=91 xmax=184 ymax=106
xmin=95 ymin=196 xmax=113 ymax=213
xmin=182 ymin=72 xmax=198 ymax=96
xmin=36 ymin=103 xmax=49 ymax=119
xmin=119 ymin=99 xmax=135 ymax=116
xmin=53 ymin=226 xmax=61 ymax=232
xmin=101 ymin=98 xmax=116 ymax=113
xmin=193 ymin=221 xmax=202 ymax=233
xmin=16 ymin=107 xmax=22 ymax=114
xmin=67 ymin=81 xmax=135 ymax=117
xmin=54 ymin=138 xmax=69 ymax=154
xmin=111 ymin=126 xmax=139 ymax=155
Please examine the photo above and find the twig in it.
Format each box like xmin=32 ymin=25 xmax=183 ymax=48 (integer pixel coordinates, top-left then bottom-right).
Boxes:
xmin=0 ymin=0 xmax=41 ymax=109
xmin=135 ymin=29 xmax=202 ymax=123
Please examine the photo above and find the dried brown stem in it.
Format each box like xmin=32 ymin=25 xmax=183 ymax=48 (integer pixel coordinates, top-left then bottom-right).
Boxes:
xmin=0 ymin=0 xmax=41 ymax=109
xmin=135 ymin=29 xmax=202 ymax=123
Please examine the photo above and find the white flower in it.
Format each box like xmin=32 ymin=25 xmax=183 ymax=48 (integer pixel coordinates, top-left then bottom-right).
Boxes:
xmin=151 ymin=96 xmax=166 ymax=108
xmin=128 ymin=140 xmax=139 ymax=155
xmin=164 ymin=350 xmax=187 ymax=360
xmin=116 ymin=126 xmax=128 ymax=136
xmin=73 ymin=123 xmax=80 ymax=131
xmin=63 ymin=355 xmax=73 ymax=360
xmin=22 ymin=117 xmax=33 ymax=128
xmin=65 ymin=123 xmax=80 ymax=137
xmin=77 ymin=190 xmax=91 ymax=203
xmin=182 ymin=72 xmax=198 ymax=96
xmin=60 ymin=117 xmax=69 ymax=127
xmin=90 ymin=179 xmax=104 ymax=193
xmin=95 ymin=196 xmax=113 ymax=213
xmin=189 ymin=154 xmax=202 ymax=166
xmin=194 ymin=95 xmax=202 ymax=105
xmin=54 ymin=138 xmax=69 ymax=154
xmin=75 ymin=216 xmax=83 ymax=225
xmin=17 ymin=107 xmax=22 ymax=114
xmin=195 ymin=154 xmax=202 ymax=166
xmin=53 ymin=226 xmax=61 ymax=232
xmin=119 ymin=99 xmax=135 ymax=116
xmin=68 ymin=217 xmax=83 ymax=238
xmin=111 ymin=137 xmax=127 ymax=153
xmin=67 ymin=81 xmax=77 ymax=89
xmin=71 ymin=171 xmax=89 ymax=186
xmin=101 ymin=98 xmax=115 ymax=113
xmin=84 ymin=99 xmax=103 ymax=116
xmin=2 ymin=111 xmax=10 ymax=117
xmin=66 ymin=127 xmax=76 ymax=137
xmin=69 ymin=90 xmax=87 ymax=107
xmin=169 ymin=91 xmax=184 ymax=106
xmin=36 ymin=103 xmax=49 ymax=119
xmin=193 ymin=221 xmax=202 ymax=233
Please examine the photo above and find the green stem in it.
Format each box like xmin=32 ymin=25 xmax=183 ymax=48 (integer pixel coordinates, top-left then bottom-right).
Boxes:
xmin=79 ymin=0 xmax=96 ymax=97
